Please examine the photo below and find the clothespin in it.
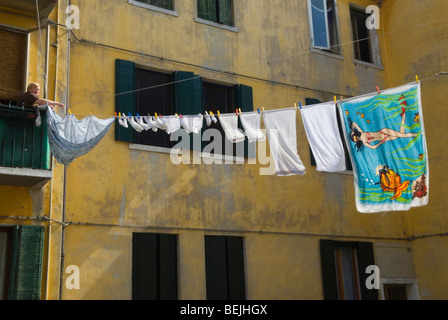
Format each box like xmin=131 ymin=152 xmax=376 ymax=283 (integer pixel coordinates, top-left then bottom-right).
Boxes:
xmin=294 ymin=103 xmax=297 ymax=110
xmin=376 ymin=86 xmax=381 ymax=94
xmin=298 ymin=102 xmax=302 ymax=109
xmin=136 ymin=113 xmax=140 ymax=118
xmin=239 ymin=108 xmax=242 ymax=114
xmin=155 ymin=112 xmax=158 ymax=119
xmin=68 ymin=110 xmax=72 ymax=115
xmin=257 ymin=108 xmax=260 ymax=114
xmin=128 ymin=112 xmax=132 ymax=117
xmin=416 ymin=75 xmax=419 ymax=83
xmin=114 ymin=112 xmax=117 ymax=118
xmin=262 ymin=107 xmax=265 ymax=112
xmin=334 ymin=96 xmax=337 ymax=104
xmin=119 ymin=112 xmax=121 ymax=117
xmin=340 ymin=96 xmax=344 ymax=102
xmin=175 ymin=113 xmax=179 ymax=118
xmin=236 ymin=109 xmax=238 ymax=116
xmin=210 ymin=111 xmax=214 ymax=117
xmin=217 ymin=110 xmax=221 ymax=117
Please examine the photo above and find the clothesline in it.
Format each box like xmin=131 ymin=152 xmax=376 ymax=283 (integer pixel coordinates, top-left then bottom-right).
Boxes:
xmin=65 ymin=72 xmax=446 ymax=119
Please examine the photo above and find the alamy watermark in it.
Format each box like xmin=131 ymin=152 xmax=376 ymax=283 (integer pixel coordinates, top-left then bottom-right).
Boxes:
xmin=366 ymin=5 xmax=381 ymax=30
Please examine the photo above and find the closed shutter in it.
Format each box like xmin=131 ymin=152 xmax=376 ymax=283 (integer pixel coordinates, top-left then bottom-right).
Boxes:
xmin=356 ymin=242 xmax=378 ymax=300
xmin=115 ymin=59 xmax=135 ymax=143
xmin=305 ymin=98 xmax=320 ymax=167
xmin=218 ymin=0 xmax=233 ymax=26
xmin=319 ymin=239 xmax=339 ymax=300
xmin=8 ymin=225 xmax=45 ymax=300
xmin=132 ymin=233 xmax=178 ymax=300
xmin=198 ymin=0 xmax=217 ymax=22
xmin=172 ymin=71 xmax=203 ymax=151
xmin=150 ymin=0 xmax=173 ymax=10
xmin=234 ymin=84 xmax=253 ymax=158
xmin=205 ymin=236 xmax=246 ymax=300
xmin=0 ymin=29 xmax=26 ymax=103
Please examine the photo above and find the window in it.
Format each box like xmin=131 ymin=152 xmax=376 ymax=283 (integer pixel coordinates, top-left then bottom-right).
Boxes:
xmin=308 ymin=0 xmax=340 ymax=53
xmin=0 ymin=28 xmax=27 ymax=104
xmin=204 ymin=236 xmax=246 ymax=300
xmin=305 ymin=98 xmax=352 ymax=171
xmin=350 ymin=6 xmax=381 ymax=65
xmin=134 ymin=0 xmax=174 ymax=10
xmin=383 ymin=284 xmax=408 ymax=300
xmin=320 ymin=240 xmax=378 ymax=300
xmin=135 ymin=68 xmax=174 ymax=148
xmin=115 ymin=59 xmax=254 ymax=156
xmin=198 ymin=0 xmax=234 ymax=26
xmin=132 ymin=233 xmax=178 ymax=300
xmin=0 ymin=225 xmax=45 ymax=300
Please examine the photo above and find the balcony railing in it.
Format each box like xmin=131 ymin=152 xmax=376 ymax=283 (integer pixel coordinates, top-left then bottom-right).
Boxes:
xmin=0 ymin=103 xmax=51 ymax=187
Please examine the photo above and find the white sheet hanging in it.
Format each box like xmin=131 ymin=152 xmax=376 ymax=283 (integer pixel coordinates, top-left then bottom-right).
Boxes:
xmin=46 ymin=108 xmax=115 ymax=165
xmin=262 ymin=108 xmax=306 ymax=176
xmin=300 ymin=101 xmax=346 ymax=172
xmin=180 ymin=114 xmax=204 ymax=134
xmin=162 ymin=115 xmax=181 ymax=134
xmin=239 ymin=111 xmax=265 ymax=142
xmin=218 ymin=113 xmax=246 ymax=143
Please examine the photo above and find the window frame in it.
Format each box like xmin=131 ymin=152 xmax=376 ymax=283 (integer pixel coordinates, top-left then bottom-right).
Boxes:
xmin=349 ymin=4 xmax=382 ymax=67
xmin=308 ymin=0 xmax=341 ymax=54
xmin=128 ymin=0 xmax=178 ymax=17
xmin=195 ymin=0 xmax=238 ymax=32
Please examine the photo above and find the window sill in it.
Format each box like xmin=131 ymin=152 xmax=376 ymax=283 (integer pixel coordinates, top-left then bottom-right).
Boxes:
xmin=353 ymin=59 xmax=384 ymax=71
xmin=311 ymin=48 xmax=344 ymax=61
xmin=128 ymin=0 xmax=179 ymax=17
xmin=129 ymin=143 xmax=246 ymax=164
xmin=194 ymin=17 xmax=238 ymax=33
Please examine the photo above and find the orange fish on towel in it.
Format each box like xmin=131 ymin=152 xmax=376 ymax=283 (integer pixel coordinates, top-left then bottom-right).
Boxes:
xmin=378 ymin=165 xmax=411 ymax=201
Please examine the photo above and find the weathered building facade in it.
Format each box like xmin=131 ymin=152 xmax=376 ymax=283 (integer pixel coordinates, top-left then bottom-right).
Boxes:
xmin=0 ymin=0 xmax=447 ymax=300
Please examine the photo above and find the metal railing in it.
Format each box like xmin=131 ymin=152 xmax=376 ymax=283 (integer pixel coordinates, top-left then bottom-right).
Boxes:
xmin=0 ymin=103 xmax=51 ymax=170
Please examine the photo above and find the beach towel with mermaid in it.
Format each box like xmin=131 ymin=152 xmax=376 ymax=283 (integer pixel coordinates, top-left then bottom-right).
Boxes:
xmin=339 ymin=83 xmax=429 ymax=213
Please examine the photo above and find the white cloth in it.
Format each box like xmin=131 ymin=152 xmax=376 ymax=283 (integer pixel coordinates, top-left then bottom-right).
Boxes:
xmin=46 ymin=108 xmax=115 ymax=165
xmin=118 ymin=114 xmax=128 ymax=128
xmin=262 ymin=108 xmax=306 ymax=176
xmin=300 ymin=101 xmax=346 ymax=172
xmin=163 ymin=115 xmax=181 ymax=134
xmin=204 ymin=112 xmax=217 ymax=126
xmin=136 ymin=116 xmax=151 ymax=131
xmin=143 ymin=116 xmax=158 ymax=132
xmin=239 ymin=111 xmax=265 ymax=142
xmin=127 ymin=115 xmax=143 ymax=132
xmin=180 ymin=114 xmax=203 ymax=134
xmin=218 ymin=113 xmax=246 ymax=143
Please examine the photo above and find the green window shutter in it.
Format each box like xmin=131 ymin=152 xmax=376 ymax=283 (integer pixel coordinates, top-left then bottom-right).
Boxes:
xmin=198 ymin=0 xmax=217 ymax=22
xmin=226 ymin=236 xmax=246 ymax=300
xmin=205 ymin=236 xmax=229 ymax=300
xmin=8 ymin=225 xmax=45 ymax=300
xmin=234 ymin=84 xmax=253 ymax=158
xmin=150 ymin=0 xmax=173 ymax=10
xmin=172 ymin=71 xmax=203 ymax=151
xmin=205 ymin=236 xmax=246 ymax=300
xmin=132 ymin=233 xmax=178 ymax=300
xmin=218 ymin=0 xmax=233 ymax=26
xmin=319 ymin=239 xmax=339 ymax=300
xmin=115 ymin=59 xmax=135 ymax=143
xmin=356 ymin=242 xmax=379 ymax=300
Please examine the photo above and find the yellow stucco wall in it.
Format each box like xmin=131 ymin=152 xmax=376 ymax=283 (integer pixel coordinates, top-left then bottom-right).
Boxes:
xmin=1 ymin=0 xmax=447 ymax=300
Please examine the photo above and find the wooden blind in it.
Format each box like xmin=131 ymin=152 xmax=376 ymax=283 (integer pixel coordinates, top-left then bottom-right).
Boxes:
xmin=0 ymin=29 xmax=27 ymax=103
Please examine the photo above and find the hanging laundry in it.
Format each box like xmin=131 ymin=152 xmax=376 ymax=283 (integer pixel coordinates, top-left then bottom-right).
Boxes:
xmin=162 ymin=115 xmax=181 ymax=135
xmin=136 ymin=115 xmax=151 ymax=131
xmin=204 ymin=111 xmax=217 ymax=126
xmin=300 ymin=101 xmax=346 ymax=172
xmin=339 ymin=82 xmax=429 ymax=213
xmin=262 ymin=108 xmax=306 ymax=176
xmin=143 ymin=116 xmax=158 ymax=132
xmin=239 ymin=111 xmax=265 ymax=143
xmin=218 ymin=113 xmax=246 ymax=143
xmin=45 ymin=107 xmax=115 ymax=165
xmin=127 ymin=115 xmax=143 ymax=132
xmin=180 ymin=114 xmax=203 ymax=134
xmin=118 ymin=114 xmax=128 ymax=128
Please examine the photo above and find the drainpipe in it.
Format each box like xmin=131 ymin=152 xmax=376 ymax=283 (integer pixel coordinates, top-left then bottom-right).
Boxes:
xmin=59 ymin=0 xmax=70 ymax=301
xmin=45 ymin=0 xmax=60 ymax=300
